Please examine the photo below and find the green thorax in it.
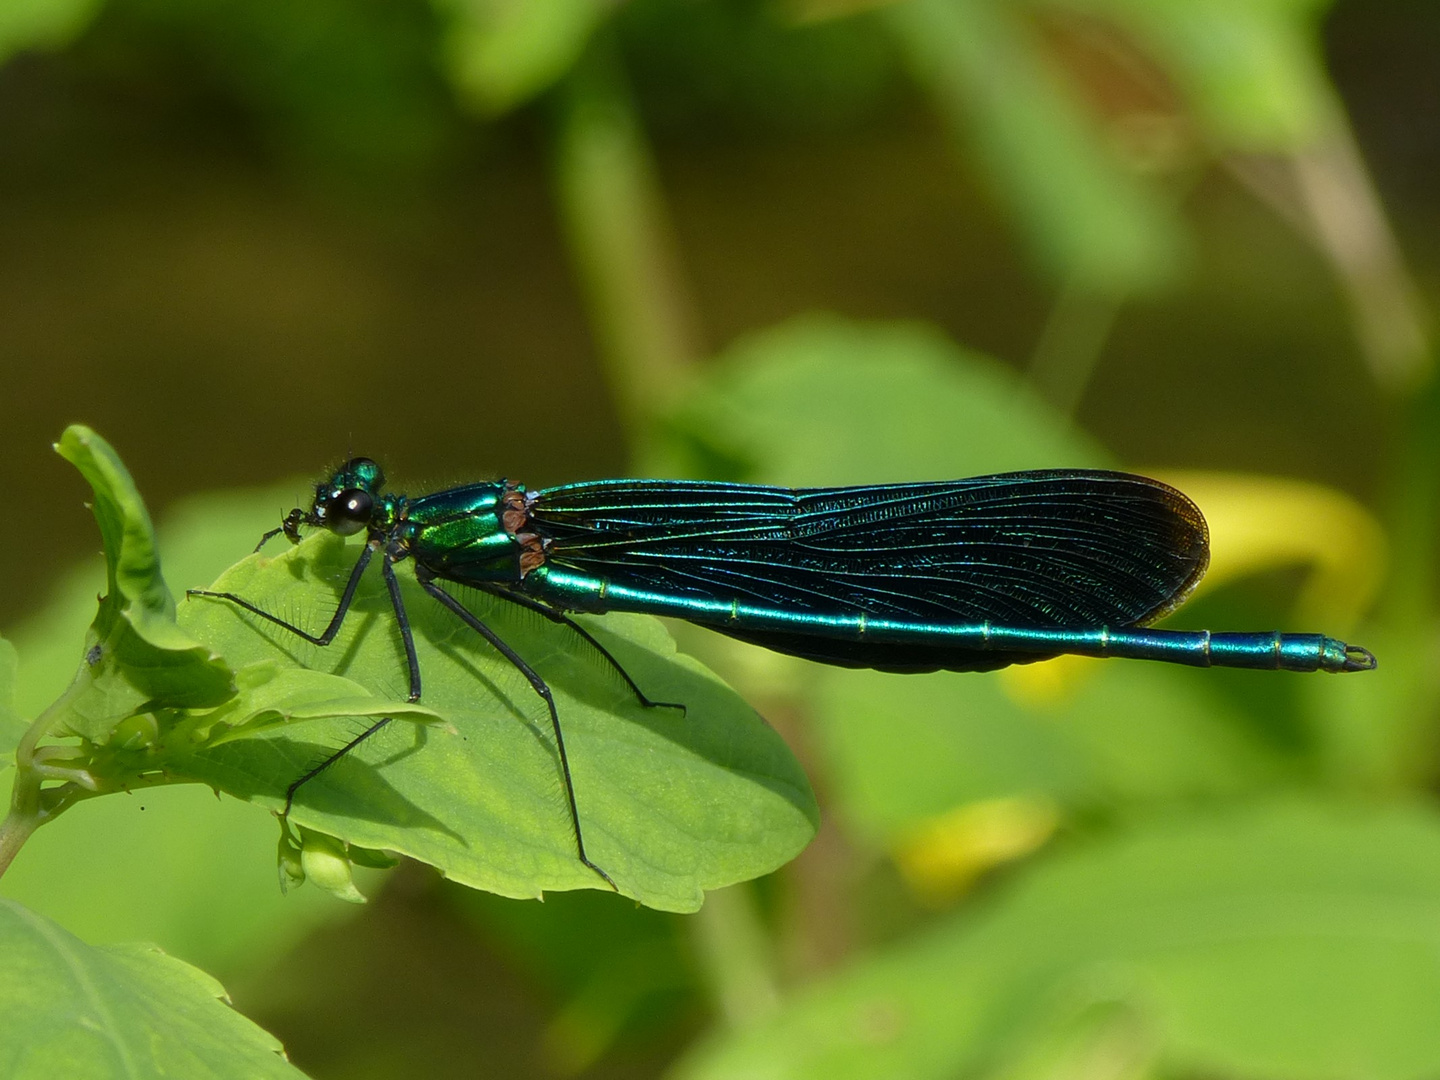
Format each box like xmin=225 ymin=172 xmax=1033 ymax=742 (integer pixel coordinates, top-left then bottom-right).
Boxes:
xmin=402 ymin=481 xmax=531 ymax=584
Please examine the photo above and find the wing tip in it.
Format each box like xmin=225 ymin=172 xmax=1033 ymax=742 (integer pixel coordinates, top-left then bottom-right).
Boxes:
xmin=1134 ymin=475 xmax=1211 ymax=625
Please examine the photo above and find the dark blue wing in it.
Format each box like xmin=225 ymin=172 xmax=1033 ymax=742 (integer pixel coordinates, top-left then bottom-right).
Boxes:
xmin=529 ymin=471 xmax=1209 ymax=644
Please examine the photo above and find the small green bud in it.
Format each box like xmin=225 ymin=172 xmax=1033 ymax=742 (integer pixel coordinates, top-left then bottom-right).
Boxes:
xmin=109 ymin=713 xmax=159 ymax=749
xmin=298 ymin=828 xmax=367 ymax=904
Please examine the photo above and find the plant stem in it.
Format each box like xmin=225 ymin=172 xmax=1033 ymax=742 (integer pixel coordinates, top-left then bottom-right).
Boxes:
xmin=551 ymin=36 xmax=701 ymax=438
xmin=0 ymin=806 xmax=40 ymax=880
xmin=1028 ymin=280 xmax=1123 ymax=418
xmin=690 ymin=883 xmax=781 ymax=1029
xmin=0 ymin=674 xmax=91 ymax=880
xmin=1224 ymin=109 xmax=1430 ymax=395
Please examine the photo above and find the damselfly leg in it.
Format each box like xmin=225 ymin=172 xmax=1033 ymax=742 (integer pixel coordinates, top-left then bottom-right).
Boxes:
xmin=189 ymin=546 xmax=621 ymax=889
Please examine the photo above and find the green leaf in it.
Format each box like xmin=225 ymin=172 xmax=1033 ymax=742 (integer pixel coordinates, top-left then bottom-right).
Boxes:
xmin=452 ymin=885 xmax=696 ymax=1073
xmin=436 ymin=0 xmax=607 ymax=113
xmin=178 ymin=532 xmax=818 ymax=912
xmin=0 ymin=898 xmax=304 ymax=1079
xmin=657 ymin=314 xmax=1106 ymax=484
xmin=3 ymin=484 xmax=356 ymax=977
xmin=9 ymin=480 xmax=307 ymax=722
xmin=677 ymin=800 xmax=1440 ymax=1080
xmin=1079 ymin=0 xmax=1334 ymax=150
xmin=0 ymin=784 xmax=351 ymax=978
xmin=51 ymin=425 xmax=233 ymax=733
xmin=1301 ymin=620 xmax=1440 ymax=792
xmin=815 ymin=660 xmax=1285 ymax=843
xmin=0 ymin=0 xmax=102 ymax=65
xmin=55 ymin=426 xmax=185 ymax=653
xmin=886 ymin=0 xmax=1187 ymax=293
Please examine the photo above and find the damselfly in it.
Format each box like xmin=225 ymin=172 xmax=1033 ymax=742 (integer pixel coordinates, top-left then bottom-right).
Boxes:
xmin=190 ymin=460 xmax=1376 ymax=886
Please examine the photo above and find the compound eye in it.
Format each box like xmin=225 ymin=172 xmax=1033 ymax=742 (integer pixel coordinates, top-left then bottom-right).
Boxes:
xmin=343 ymin=457 xmax=384 ymax=491
xmin=329 ymin=488 xmax=373 ymax=536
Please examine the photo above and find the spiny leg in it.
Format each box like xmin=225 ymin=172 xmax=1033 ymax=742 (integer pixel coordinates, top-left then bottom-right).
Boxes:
xmin=188 ymin=544 xmax=375 ymax=646
xmin=420 ymin=572 xmax=617 ymax=891
xmin=192 ymin=545 xmax=422 ymax=817
xmin=283 ymin=717 xmax=395 ymax=815
xmin=478 ymin=584 xmax=685 ymax=715
xmin=383 ymin=555 xmax=423 ymax=704
xmin=281 ymin=554 xmax=423 ymax=814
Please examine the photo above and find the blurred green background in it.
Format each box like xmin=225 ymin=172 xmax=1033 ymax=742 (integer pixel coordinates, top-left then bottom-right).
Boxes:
xmin=2 ymin=0 xmax=1439 ymax=1078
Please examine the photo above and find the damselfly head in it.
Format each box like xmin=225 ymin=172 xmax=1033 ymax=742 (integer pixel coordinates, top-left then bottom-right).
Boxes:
xmin=304 ymin=457 xmax=386 ymax=538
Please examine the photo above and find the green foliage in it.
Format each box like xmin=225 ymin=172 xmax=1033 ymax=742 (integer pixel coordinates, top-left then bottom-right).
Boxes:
xmin=2 ymin=484 xmax=354 ymax=975
xmin=677 ymin=801 xmax=1440 ymax=1080
xmin=616 ymin=0 xmax=901 ymax=133
xmin=4 ymin=426 xmax=815 ymax=913
xmin=1079 ymin=0 xmax=1334 ymax=148
xmin=9 ymin=480 xmax=309 ymax=722
xmin=450 ymin=886 xmax=694 ymax=1073
xmin=0 ymin=0 xmax=102 ymax=64
xmin=5 ymin=0 xmax=1351 ymax=290
xmin=99 ymin=0 xmax=456 ymax=182
xmin=887 ymin=0 xmax=1187 ymax=294
xmin=815 ymin=661 xmax=1287 ymax=844
xmin=657 ymin=314 xmax=1104 ymax=484
xmin=436 ymin=0 xmax=608 ymax=113
xmin=0 ymin=899 xmax=304 ymax=1079
xmin=0 ymin=785 xmax=349 ymax=975
xmin=52 ymin=426 xmax=234 ymax=723
xmin=180 ymin=535 xmax=816 ymax=910
xmin=647 ymin=313 xmax=1437 ymax=1077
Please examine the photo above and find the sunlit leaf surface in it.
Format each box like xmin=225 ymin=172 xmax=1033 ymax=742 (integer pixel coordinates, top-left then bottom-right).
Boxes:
xmin=179 ymin=533 xmax=818 ymax=912
xmin=0 ymin=899 xmax=303 ymax=1080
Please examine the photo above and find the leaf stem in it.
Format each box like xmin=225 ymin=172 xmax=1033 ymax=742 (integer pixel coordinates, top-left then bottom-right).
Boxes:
xmin=691 ymin=883 xmax=781 ymax=1029
xmin=1027 ymin=280 xmax=1123 ymax=418
xmin=0 ymin=806 xmax=40 ymax=879
xmin=551 ymin=35 xmax=701 ymax=435
xmin=0 ymin=672 xmax=96 ymax=879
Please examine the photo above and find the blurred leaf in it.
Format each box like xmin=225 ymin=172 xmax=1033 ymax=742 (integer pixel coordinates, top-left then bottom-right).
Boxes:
xmin=0 ymin=785 xmax=345 ymax=977
xmin=552 ymin=40 xmax=701 ymax=428
xmin=436 ymin=0 xmax=608 ymax=112
xmin=1075 ymin=0 xmax=1335 ymax=149
xmin=677 ymin=800 xmax=1440 ymax=1080
xmin=0 ymin=0 xmax=102 ymax=65
xmin=657 ymin=314 xmax=1105 ymax=483
xmin=1300 ymin=620 xmax=1440 ymax=793
xmin=619 ymin=0 xmax=900 ymax=133
xmin=658 ymin=316 xmax=1289 ymax=854
xmin=1157 ymin=470 xmax=1386 ymax=628
xmin=0 ymin=899 xmax=303 ymax=1080
xmin=816 ymin=658 xmax=1285 ymax=846
xmin=179 ymin=533 xmax=818 ymax=912
xmin=449 ymin=886 xmax=694 ymax=1072
xmin=891 ymin=796 xmax=1059 ymax=906
xmin=114 ymin=0 xmax=454 ymax=181
xmin=0 ymin=637 xmax=20 ymax=762
xmin=885 ymin=0 xmax=1186 ymax=292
